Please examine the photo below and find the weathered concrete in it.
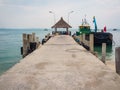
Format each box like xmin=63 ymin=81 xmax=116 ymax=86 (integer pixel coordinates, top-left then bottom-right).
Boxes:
xmin=0 ymin=35 xmax=120 ymax=90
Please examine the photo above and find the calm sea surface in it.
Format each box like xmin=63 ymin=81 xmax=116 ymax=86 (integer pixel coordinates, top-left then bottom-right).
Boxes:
xmin=94 ymin=29 xmax=120 ymax=60
xmin=0 ymin=28 xmax=120 ymax=75
xmin=0 ymin=28 xmax=53 ymax=75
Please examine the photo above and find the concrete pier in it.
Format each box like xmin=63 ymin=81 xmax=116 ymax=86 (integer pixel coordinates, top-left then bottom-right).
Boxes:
xmin=0 ymin=35 xmax=120 ymax=90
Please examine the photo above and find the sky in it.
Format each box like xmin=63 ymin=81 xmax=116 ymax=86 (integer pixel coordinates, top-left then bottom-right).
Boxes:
xmin=0 ymin=0 xmax=120 ymax=29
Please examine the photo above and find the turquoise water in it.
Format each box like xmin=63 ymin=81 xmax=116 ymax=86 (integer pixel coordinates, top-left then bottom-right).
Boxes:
xmin=94 ymin=45 xmax=113 ymax=60
xmin=0 ymin=28 xmax=53 ymax=75
xmin=0 ymin=28 xmax=120 ymax=75
xmin=94 ymin=30 xmax=120 ymax=60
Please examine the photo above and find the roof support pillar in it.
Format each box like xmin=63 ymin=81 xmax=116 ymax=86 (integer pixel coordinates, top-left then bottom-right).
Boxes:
xmin=66 ymin=28 xmax=69 ymax=35
xmin=55 ymin=28 xmax=57 ymax=33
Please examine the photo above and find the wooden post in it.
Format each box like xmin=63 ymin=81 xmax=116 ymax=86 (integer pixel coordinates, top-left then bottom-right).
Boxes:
xmin=66 ymin=28 xmax=68 ymax=35
xmin=22 ymin=33 xmax=40 ymax=57
xmin=115 ymin=47 xmax=120 ymax=75
xmin=32 ymin=33 xmax=35 ymax=42
xmin=55 ymin=28 xmax=57 ymax=33
xmin=79 ymin=35 xmax=83 ymax=44
xmin=36 ymin=37 xmax=40 ymax=48
xmin=35 ymin=37 xmax=39 ymax=42
xmin=35 ymin=37 xmax=39 ymax=44
xmin=83 ymin=34 xmax=89 ymax=46
xmin=89 ymin=34 xmax=94 ymax=52
xmin=28 ymin=34 xmax=33 ymax=42
xmin=23 ymin=34 xmax=28 ymax=58
xmin=101 ymin=43 xmax=106 ymax=64
xmin=27 ymin=34 xmax=32 ymax=49
xmin=83 ymin=34 xmax=85 ymax=44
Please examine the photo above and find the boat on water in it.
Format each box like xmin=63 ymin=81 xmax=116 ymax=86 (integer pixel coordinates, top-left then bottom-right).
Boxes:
xmin=113 ymin=29 xmax=117 ymax=31
xmin=92 ymin=32 xmax=112 ymax=46
xmin=44 ymin=28 xmax=48 ymax=31
xmin=76 ymin=16 xmax=113 ymax=46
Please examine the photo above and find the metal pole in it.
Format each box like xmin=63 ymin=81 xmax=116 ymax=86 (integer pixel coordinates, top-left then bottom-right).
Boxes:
xmin=68 ymin=11 xmax=74 ymax=24
xmin=49 ymin=11 xmax=56 ymax=24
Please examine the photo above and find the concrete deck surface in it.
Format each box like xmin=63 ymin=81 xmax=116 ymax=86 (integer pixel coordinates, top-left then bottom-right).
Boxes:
xmin=0 ymin=35 xmax=120 ymax=90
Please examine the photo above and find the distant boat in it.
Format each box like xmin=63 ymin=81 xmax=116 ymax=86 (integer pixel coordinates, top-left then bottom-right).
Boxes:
xmin=44 ymin=28 xmax=48 ymax=31
xmin=113 ymin=29 xmax=117 ymax=31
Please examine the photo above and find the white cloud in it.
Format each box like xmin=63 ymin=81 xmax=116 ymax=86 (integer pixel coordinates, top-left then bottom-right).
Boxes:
xmin=0 ymin=0 xmax=120 ymax=28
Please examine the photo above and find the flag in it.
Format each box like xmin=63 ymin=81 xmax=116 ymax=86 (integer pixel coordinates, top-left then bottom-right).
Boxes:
xmin=104 ymin=26 xmax=106 ymax=32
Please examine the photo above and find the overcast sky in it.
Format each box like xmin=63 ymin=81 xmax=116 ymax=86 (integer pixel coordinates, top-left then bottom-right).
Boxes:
xmin=0 ymin=0 xmax=120 ymax=29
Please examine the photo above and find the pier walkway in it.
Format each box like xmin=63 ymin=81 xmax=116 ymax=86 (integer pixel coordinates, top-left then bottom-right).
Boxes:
xmin=0 ymin=35 xmax=120 ymax=90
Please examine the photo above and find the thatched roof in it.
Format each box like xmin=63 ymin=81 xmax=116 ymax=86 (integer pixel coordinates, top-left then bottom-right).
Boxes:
xmin=51 ymin=17 xmax=72 ymax=28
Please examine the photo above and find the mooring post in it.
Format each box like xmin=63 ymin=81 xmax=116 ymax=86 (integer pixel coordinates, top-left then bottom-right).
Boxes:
xmin=90 ymin=34 xmax=94 ymax=52
xmin=101 ymin=43 xmax=106 ymax=64
xmin=83 ymin=34 xmax=85 ymax=45
xmin=32 ymin=33 xmax=35 ymax=42
xmin=79 ymin=35 xmax=83 ymax=44
xmin=115 ymin=47 xmax=120 ymax=75
xmin=23 ymin=33 xmax=28 ymax=58
xmin=36 ymin=37 xmax=40 ymax=48
xmin=28 ymin=34 xmax=33 ymax=42
xmin=36 ymin=37 xmax=39 ymax=43
xmin=27 ymin=34 xmax=32 ymax=49
xmin=22 ymin=33 xmax=40 ymax=57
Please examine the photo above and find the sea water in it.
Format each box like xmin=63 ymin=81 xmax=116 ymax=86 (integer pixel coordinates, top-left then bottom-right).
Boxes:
xmin=0 ymin=28 xmax=53 ymax=75
xmin=94 ymin=30 xmax=120 ymax=60
xmin=0 ymin=28 xmax=120 ymax=75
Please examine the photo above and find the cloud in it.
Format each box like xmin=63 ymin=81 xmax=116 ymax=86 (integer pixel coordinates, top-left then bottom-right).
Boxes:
xmin=0 ymin=0 xmax=120 ymax=28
